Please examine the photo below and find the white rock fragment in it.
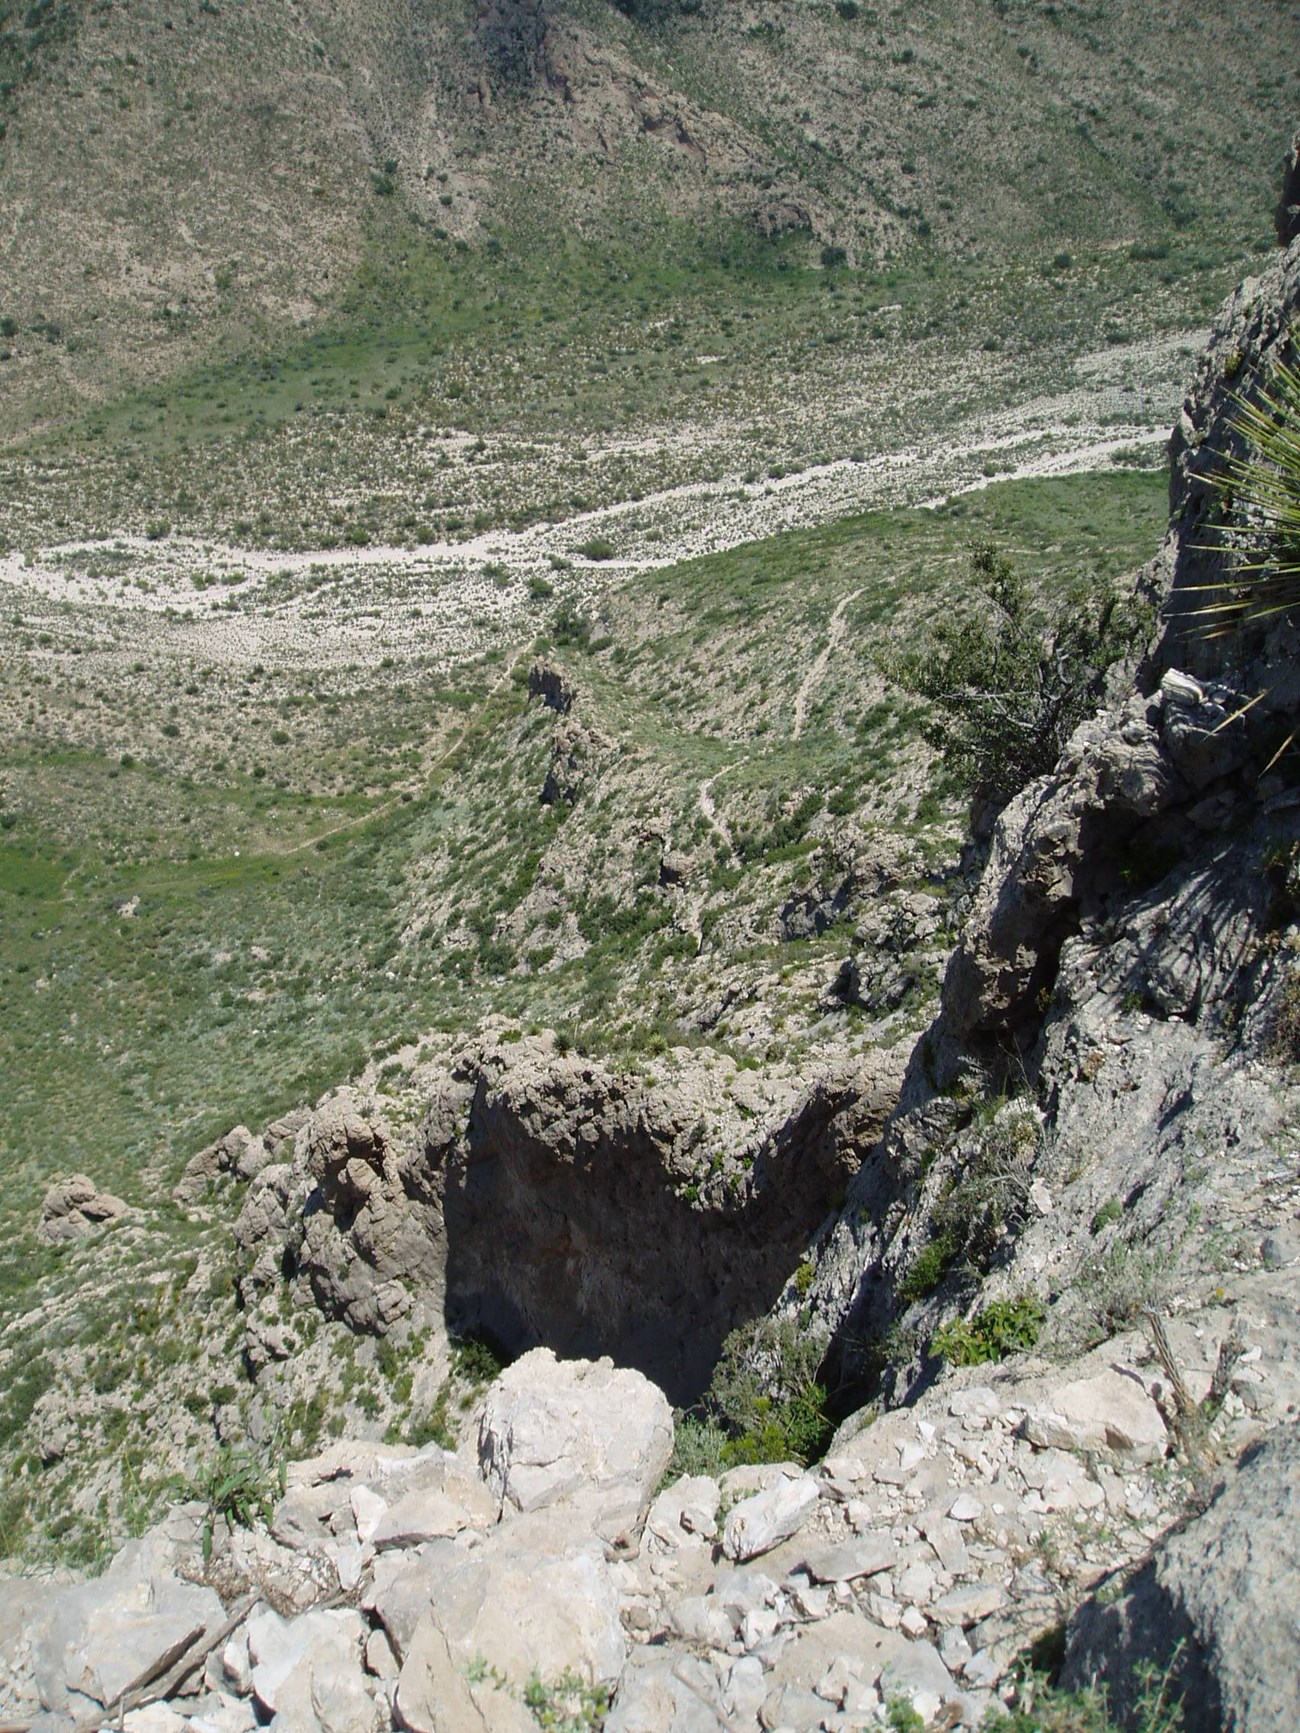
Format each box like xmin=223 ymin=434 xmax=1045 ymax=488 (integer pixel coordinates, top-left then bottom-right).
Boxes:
xmin=1024 ymin=1370 xmax=1167 ymax=1465
xmin=722 ymin=1474 xmax=820 ymax=1562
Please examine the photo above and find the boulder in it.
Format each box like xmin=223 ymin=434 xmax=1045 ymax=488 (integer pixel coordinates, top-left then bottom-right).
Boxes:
xmin=1024 ymin=1369 xmax=1167 ymax=1465
xmin=798 ymin=1537 xmax=894 ymax=1584
xmin=27 ymin=1546 xmax=223 ymax=1712
xmin=605 ymin=1646 xmax=727 ymax=1733
xmin=246 ymin=1607 xmax=367 ymax=1719
xmin=372 ymin=1512 xmax=626 ymax=1689
xmin=1063 ymin=1426 xmax=1300 ymax=1732
xmin=394 ymin=1615 xmax=488 ymax=1733
xmin=645 ymin=1474 xmax=720 ymax=1546
xmin=477 ymin=1349 xmax=673 ymax=1549
xmin=721 ymin=1472 xmax=820 ymax=1562
xmin=37 ymin=1174 xmax=131 ymax=1242
xmin=174 ymin=1126 xmax=270 ymax=1202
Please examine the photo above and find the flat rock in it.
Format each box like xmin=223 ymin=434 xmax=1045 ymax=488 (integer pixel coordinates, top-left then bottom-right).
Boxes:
xmin=420 ymin=1512 xmax=626 ymax=1687
xmin=931 ymin=1584 xmax=1006 ymax=1629
xmin=798 ymin=1537 xmax=894 ymax=1584
xmin=29 ymin=1555 xmax=223 ymax=1712
xmin=371 ymin=1488 xmax=478 ymax=1550
xmin=605 ymin=1646 xmax=726 ymax=1732
xmin=1025 ymin=1369 xmax=1167 ymax=1465
xmin=394 ymin=1615 xmax=488 ymax=1733
xmin=646 ymin=1475 xmax=720 ymax=1546
xmin=247 ymin=1607 xmax=365 ymax=1718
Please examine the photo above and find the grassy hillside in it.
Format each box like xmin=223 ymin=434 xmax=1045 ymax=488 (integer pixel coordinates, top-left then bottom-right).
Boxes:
xmin=0 ymin=0 xmax=1293 ymax=446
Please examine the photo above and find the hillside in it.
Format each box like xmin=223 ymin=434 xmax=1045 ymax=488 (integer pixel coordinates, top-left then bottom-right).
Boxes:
xmin=1 ymin=5 xmax=1299 ymax=1728
xmin=0 ymin=0 xmax=1294 ymax=449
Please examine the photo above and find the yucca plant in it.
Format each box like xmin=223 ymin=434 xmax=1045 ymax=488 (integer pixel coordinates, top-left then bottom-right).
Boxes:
xmin=1194 ymin=353 xmax=1300 ymax=641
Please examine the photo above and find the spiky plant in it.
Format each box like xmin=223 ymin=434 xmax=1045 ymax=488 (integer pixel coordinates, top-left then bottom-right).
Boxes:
xmin=1196 ymin=352 xmax=1300 ymax=641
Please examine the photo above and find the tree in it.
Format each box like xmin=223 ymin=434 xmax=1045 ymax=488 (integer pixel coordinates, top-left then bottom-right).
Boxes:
xmin=896 ymin=542 xmax=1143 ymax=808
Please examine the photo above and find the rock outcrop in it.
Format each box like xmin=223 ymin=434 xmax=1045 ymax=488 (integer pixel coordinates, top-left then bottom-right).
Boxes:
xmin=234 ymin=1034 xmax=905 ymax=1404
xmin=7 ymin=1343 xmax=1269 ymax=1733
xmin=1276 ymin=128 xmax=1300 ymax=248
xmin=37 ymin=1174 xmax=131 ymax=1242
xmin=1063 ymin=1424 xmax=1300 ymax=1733
xmin=799 ymin=233 xmax=1300 ymax=1411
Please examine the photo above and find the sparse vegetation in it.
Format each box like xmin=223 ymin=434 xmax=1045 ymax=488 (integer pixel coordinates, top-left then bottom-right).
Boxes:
xmin=931 ymin=1293 xmax=1046 ymax=1366
xmin=896 ymin=543 xmax=1145 ymax=805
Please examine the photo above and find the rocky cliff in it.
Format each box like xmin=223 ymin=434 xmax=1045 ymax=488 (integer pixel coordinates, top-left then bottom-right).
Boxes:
xmin=4 ymin=172 xmax=1300 ymax=1733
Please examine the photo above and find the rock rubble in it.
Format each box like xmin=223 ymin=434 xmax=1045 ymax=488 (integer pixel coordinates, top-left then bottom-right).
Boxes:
xmin=5 ymin=1337 xmax=1294 ymax=1733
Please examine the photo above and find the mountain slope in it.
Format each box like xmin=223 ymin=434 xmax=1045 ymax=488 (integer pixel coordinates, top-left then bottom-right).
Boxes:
xmin=0 ymin=0 xmax=1294 ymax=438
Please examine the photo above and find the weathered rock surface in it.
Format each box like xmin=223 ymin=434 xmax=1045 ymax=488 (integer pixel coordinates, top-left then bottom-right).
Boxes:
xmin=235 ymin=1035 xmax=903 ymax=1404
xmin=478 ymin=1348 xmax=673 ymax=1548
xmin=37 ymin=1173 xmax=131 ymax=1241
xmin=1064 ymin=1425 xmax=1300 ymax=1732
xmin=18 ymin=1529 xmax=223 ymax=1714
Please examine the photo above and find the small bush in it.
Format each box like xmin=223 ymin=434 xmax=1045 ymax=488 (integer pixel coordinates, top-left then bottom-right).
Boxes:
xmin=1091 ymin=1198 xmax=1124 ymax=1235
xmin=453 ymin=1332 xmax=508 ymax=1386
xmin=700 ymin=1317 xmax=833 ymax=1468
xmin=931 ymin=1293 xmax=1045 ymax=1366
xmin=197 ymin=1446 xmax=283 ymax=1562
xmin=574 ymin=537 xmax=616 ymax=562
xmin=522 ymin=1669 xmax=609 ymax=1732
xmin=894 ymin=542 xmax=1143 ymax=806
xmin=898 ymin=1232 xmax=957 ymax=1304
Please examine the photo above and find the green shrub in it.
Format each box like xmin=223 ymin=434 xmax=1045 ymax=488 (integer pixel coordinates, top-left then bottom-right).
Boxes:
xmin=573 ymin=537 xmax=616 ymax=562
xmin=895 ymin=542 xmax=1143 ymax=805
xmin=1091 ymin=1198 xmax=1124 ymax=1234
xmin=454 ymin=1332 xmax=508 ymax=1386
xmin=522 ymin=1669 xmax=609 ymax=1732
xmin=197 ymin=1446 xmax=283 ymax=1562
xmin=700 ymin=1317 xmax=834 ymax=1468
xmin=898 ymin=1232 xmax=957 ymax=1304
xmin=931 ymin=1293 xmax=1045 ymax=1366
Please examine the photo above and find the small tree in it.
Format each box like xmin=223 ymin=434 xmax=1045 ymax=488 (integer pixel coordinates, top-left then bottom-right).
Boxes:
xmin=896 ymin=543 xmax=1142 ymax=808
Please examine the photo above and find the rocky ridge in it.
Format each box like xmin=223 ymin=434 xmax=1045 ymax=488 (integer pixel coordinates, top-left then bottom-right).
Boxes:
xmin=4 ymin=141 xmax=1300 ymax=1733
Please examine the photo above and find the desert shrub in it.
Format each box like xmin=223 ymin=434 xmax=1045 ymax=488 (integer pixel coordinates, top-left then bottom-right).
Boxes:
xmin=1076 ymin=1240 xmax=1169 ymax=1343
xmin=900 ymin=1101 xmax=1040 ymax=1308
xmin=895 ymin=543 xmax=1142 ymax=806
xmin=898 ymin=1232 xmax=958 ymax=1304
xmin=522 ymin=1669 xmax=609 ymax=1732
xmin=701 ymin=1317 xmax=833 ymax=1467
xmin=930 ymin=1293 xmax=1045 ymax=1365
xmin=573 ymin=536 xmax=616 ymax=562
xmin=986 ymin=1660 xmax=1185 ymax=1733
xmin=550 ymin=601 xmax=593 ymax=649
xmin=197 ymin=1446 xmax=283 ymax=1562
xmin=1200 ymin=353 xmax=1300 ymax=642
xmin=453 ymin=1331 xmax=508 ymax=1386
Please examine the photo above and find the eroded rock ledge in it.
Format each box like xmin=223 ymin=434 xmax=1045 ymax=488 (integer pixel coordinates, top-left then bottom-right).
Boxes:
xmin=228 ymin=1031 xmax=909 ymax=1404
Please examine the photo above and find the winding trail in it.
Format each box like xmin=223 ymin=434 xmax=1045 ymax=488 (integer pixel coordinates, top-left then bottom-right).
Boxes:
xmin=792 ymin=587 xmax=862 ymax=742
xmin=697 ymin=767 xmax=737 ymax=854
xmin=277 ymin=647 xmax=529 ymax=857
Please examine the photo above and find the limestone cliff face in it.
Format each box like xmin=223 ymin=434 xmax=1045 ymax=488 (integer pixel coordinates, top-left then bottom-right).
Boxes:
xmin=234 ymin=1032 xmax=908 ymax=1404
xmin=802 ymin=236 xmax=1300 ymax=1407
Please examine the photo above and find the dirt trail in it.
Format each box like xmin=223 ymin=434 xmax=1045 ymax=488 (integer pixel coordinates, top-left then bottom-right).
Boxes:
xmin=277 ymin=648 xmax=528 ymax=857
xmin=792 ymin=588 xmax=862 ymax=742
xmin=697 ymin=767 xmax=736 ymax=854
